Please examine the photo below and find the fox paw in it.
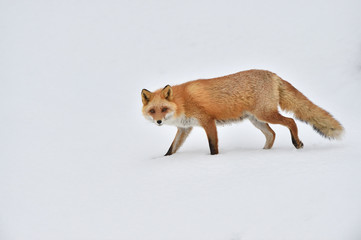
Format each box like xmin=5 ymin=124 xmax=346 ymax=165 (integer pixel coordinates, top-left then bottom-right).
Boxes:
xmin=296 ymin=141 xmax=304 ymax=149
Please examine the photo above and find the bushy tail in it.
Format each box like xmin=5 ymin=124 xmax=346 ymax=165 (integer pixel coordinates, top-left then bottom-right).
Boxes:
xmin=278 ymin=79 xmax=344 ymax=139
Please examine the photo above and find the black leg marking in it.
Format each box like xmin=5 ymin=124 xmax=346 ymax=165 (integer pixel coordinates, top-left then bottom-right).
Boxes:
xmin=291 ymin=135 xmax=297 ymax=147
xmin=291 ymin=131 xmax=304 ymax=149
xmin=208 ymin=138 xmax=218 ymax=155
xmin=165 ymin=145 xmax=173 ymax=156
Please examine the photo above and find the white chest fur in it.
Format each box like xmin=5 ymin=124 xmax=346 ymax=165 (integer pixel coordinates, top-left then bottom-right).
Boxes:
xmin=164 ymin=114 xmax=199 ymax=128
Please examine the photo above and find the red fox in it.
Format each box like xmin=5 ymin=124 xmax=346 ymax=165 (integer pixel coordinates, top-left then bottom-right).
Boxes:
xmin=141 ymin=70 xmax=344 ymax=155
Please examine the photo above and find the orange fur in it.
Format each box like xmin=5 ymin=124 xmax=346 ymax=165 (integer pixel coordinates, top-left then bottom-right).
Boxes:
xmin=141 ymin=69 xmax=344 ymax=155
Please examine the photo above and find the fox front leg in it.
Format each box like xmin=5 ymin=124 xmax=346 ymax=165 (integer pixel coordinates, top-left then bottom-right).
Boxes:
xmin=165 ymin=127 xmax=193 ymax=156
xmin=201 ymin=119 xmax=219 ymax=155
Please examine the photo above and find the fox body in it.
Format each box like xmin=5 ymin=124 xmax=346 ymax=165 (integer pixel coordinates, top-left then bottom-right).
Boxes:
xmin=141 ymin=70 xmax=344 ymax=155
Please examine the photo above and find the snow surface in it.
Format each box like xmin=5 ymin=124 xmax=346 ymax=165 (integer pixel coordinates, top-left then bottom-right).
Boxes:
xmin=1 ymin=0 xmax=361 ymax=239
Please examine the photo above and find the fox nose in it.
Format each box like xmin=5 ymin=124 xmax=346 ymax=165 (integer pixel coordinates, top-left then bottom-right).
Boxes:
xmin=157 ymin=120 xmax=162 ymax=125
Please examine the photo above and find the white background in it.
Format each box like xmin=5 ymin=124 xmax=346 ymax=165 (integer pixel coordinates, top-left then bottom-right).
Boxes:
xmin=1 ymin=0 xmax=361 ymax=239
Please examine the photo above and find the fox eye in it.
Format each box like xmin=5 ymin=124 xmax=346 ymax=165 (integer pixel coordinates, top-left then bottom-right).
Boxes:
xmin=161 ymin=107 xmax=168 ymax=112
xmin=149 ymin=109 xmax=155 ymax=114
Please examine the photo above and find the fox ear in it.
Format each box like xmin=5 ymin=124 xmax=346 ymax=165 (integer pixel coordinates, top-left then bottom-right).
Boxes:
xmin=162 ymin=85 xmax=173 ymax=101
xmin=141 ymin=89 xmax=152 ymax=105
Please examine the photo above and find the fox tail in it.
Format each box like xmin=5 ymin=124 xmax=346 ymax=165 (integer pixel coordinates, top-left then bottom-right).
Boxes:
xmin=278 ymin=79 xmax=344 ymax=139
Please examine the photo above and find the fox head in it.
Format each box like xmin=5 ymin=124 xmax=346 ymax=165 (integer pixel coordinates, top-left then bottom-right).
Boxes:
xmin=141 ymin=85 xmax=177 ymax=126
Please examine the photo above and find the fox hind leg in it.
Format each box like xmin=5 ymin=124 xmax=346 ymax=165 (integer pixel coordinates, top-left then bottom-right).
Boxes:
xmin=257 ymin=112 xmax=304 ymax=149
xmin=249 ymin=116 xmax=276 ymax=149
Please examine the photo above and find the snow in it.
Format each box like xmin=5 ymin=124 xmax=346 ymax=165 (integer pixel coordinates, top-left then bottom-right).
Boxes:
xmin=1 ymin=0 xmax=361 ymax=239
